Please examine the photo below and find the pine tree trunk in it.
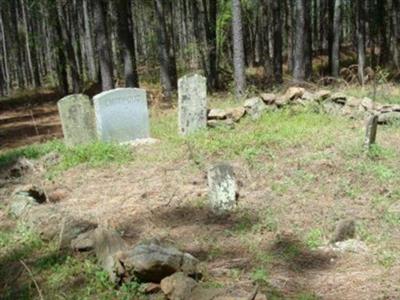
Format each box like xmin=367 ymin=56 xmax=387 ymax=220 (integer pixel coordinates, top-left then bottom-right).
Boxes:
xmin=154 ymin=0 xmax=177 ymax=101
xmin=94 ymin=0 xmax=114 ymax=91
xmin=232 ymin=0 xmax=246 ymax=97
xmin=20 ymin=0 xmax=35 ymax=87
xmin=293 ymin=0 xmax=306 ymax=81
xmin=0 ymin=10 xmax=10 ymax=95
xmin=356 ymin=0 xmax=366 ymax=85
xmin=116 ymin=0 xmax=139 ymax=87
xmin=272 ymin=0 xmax=283 ymax=83
xmin=331 ymin=0 xmax=342 ymax=77
xmin=83 ymin=0 xmax=97 ymax=82
xmin=205 ymin=0 xmax=218 ymax=90
xmin=393 ymin=0 xmax=400 ymax=69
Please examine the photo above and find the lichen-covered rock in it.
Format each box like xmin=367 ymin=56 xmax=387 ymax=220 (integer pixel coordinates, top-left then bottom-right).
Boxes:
xmin=282 ymin=87 xmax=305 ymax=101
xmin=9 ymin=185 xmax=47 ymax=218
xmin=361 ymin=97 xmax=374 ymax=111
xmin=25 ymin=205 xmax=97 ymax=247
xmin=315 ymin=90 xmax=331 ymax=101
xmin=260 ymin=93 xmax=276 ymax=104
xmin=244 ymin=97 xmax=267 ymax=120
xmin=378 ymin=111 xmax=400 ymax=124
xmin=208 ymin=109 xmax=228 ymax=120
xmin=119 ymin=241 xmax=199 ymax=283
xmin=329 ymin=92 xmax=347 ymax=105
xmin=161 ymin=272 xmax=198 ymax=300
xmin=331 ymin=219 xmax=356 ymax=243
xmin=226 ymin=107 xmax=246 ymax=122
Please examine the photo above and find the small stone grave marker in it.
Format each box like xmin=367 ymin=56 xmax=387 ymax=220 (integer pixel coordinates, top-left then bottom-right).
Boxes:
xmin=57 ymin=94 xmax=97 ymax=146
xmin=93 ymin=88 xmax=150 ymax=143
xmin=207 ymin=163 xmax=238 ymax=214
xmin=364 ymin=114 xmax=378 ymax=149
xmin=178 ymin=74 xmax=207 ymax=135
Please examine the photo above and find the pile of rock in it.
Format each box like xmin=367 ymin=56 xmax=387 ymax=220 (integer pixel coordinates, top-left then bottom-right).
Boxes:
xmin=207 ymin=86 xmax=400 ymax=127
xmin=72 ymin=228 xmax=266 ymax=300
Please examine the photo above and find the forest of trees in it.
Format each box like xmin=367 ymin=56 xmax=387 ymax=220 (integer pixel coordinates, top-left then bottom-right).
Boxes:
xmin=0 ymin=0 xmax=399 ymax=99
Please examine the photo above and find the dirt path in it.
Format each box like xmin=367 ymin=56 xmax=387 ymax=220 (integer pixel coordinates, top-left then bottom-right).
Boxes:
xmin=0 ymin=92 xmax=63 ymax=150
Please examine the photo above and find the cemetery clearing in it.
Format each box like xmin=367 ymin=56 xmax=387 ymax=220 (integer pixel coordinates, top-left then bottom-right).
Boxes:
xmin=1 ymin=86 xmax=400 ymax=299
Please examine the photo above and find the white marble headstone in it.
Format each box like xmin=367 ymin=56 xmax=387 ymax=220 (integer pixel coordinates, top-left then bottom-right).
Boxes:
xmin=93 ymin=88 xmax=150 ymax=143
xmin=178 ymin=74 xmax=207 ymax=135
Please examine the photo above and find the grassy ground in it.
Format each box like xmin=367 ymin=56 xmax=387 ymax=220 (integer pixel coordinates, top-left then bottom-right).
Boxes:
xmin=1 ymin=90 xmax=400 ymax=299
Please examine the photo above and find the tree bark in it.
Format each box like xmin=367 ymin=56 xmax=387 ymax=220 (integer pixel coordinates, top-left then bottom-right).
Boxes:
xmin=331 ymin=0 xmax=342 ymax=77
xmin=116 ymin=0 xmax=139 ymax=87
xmin=83 ymin=0 xmax=97 ymax=82
xmin=154 ymin=0 xmax=177 ymax=101
xmin=232 ymin=0 xmax=246 ymax=98
xmin=20 ymin=0 xmax=35 ymax=87
xmin=356 ymin=0 xmax=366 ymax=85
xmin=293 ymin=0 xmax=306 ymax=81
xmin=393 ymin=0 xmax=400 ymax=69
xmin=94 ymin=0 xmax=114 ymax=91
xmin=0 ymin=10 xmax=10 ymax=95
xmin=272 ymin=0 xmax=283 ymax=83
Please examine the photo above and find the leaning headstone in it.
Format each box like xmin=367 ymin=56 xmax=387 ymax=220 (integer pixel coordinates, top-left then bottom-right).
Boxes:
xmin=364 ymin=114 xmax=378 ymax=148
xmin=178 ymin=74 xmax=207 ymax=135
xmin=207 ymin=163 xmax=238 ymax=214
xmin=93 ymin=88 xmax=150 ymax=143
xmin=57 ymin=94 xmax=97 ymax=146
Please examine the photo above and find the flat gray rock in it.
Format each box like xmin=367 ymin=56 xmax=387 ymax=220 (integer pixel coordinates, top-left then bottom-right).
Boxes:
xmin=120 ymin=242 xmax=199 ymax=283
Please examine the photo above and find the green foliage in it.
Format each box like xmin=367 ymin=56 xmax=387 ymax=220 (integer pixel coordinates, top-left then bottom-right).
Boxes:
xmin=305 ymin=229 xmax=324 ymax=250
xmin=0 ymin=140 xmax=134 ymax=175
xmin=251 ymin=268 xmax=269 ymax=285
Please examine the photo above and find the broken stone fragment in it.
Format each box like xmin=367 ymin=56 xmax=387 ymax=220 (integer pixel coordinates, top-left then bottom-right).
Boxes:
xmin=301 ymin=91 xmax=317 ymax=101
xmin=360 ymin=97 xmax=374 ymax=111
xmin=160 ymin=272 xmax=198 ymax=300
xmin=345 ymin=96 xmax=362 ymax=108
xmin=243 ymin=97 xmax=267 ymax=120
xmin=329 ymin=92 xmax=347 ymax=105
xmin=208 ymin=109 xmax=228 ymax=120
xmin=119 ymin=241 xmax=199 ymax=283
xmin=71 ymin=230 xmax=96 ymax=251
xmin=282 ymin=87 xmax=305 ymax=101
xmin=9 ymin=185 xmax=47 ymax=218
xmin=225 ymin=107 xmax=246 ymax=122
xmin=24 ymin=205 xmax=97 ymax=248
xmin=330 ymin=219 xmax=356 ymax=243
xmin=93 ymin=227 xmax=128 ymax=284
xmin=315 ymin=90 xmax=331 ymax=101
xmin=260 ymin=93 xmax=276 ymax=105
xmin=378 ymin=111 xmax=400 ymax=124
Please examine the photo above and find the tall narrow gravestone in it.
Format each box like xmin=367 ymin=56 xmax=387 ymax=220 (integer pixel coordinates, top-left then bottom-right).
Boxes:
xmin=365 ymin=114 xmax=378 ymax=149
xmin=178 ymin=74 xmax=207 ymax=135
xmin=93 ymin=88 xmax=150 ymax=143
xmin=207 ymin=163 xmax=238 ymax=215
xmin=57 ymin=94 xmax=97 ymax=146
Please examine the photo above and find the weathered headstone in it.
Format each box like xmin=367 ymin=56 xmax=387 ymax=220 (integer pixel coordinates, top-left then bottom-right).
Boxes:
xmin=57 ymin=94 xmax=97 ymax=146
xmin=207 ymin=163 xmax=238 ymax=214
xmin=178 ymin=74 xmax=207 ymax=135
xmin=365 ymin=114 xmax=378 ymax=148
xmin=93 ymin=88 xmax=150 ymax=143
